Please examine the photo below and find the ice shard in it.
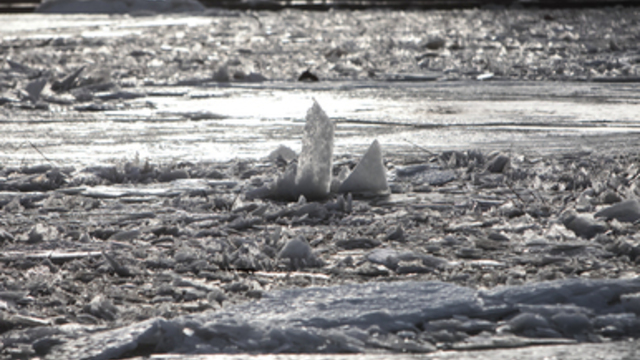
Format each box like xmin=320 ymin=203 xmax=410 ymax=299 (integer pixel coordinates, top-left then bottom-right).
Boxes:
xmin=294 ymin=100 xmax=334 ymax=200
xmin=338 ymin=139 xmax=389 ymax=196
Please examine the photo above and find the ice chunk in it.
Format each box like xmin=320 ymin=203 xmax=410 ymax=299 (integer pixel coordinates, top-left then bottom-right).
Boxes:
xmin=25 ymin=77 xmax=47 ymax=103
xmin=507 ymin=313 xmax=551 ymax=335
xmin=366 ymin=248 xmax=451 ymax=271
xmin=268 ymin=145 xmax=296 ymax=163
xmin=560 ymin=210 xmax=607 ymax=239
xmin=621 ymin=292 xmax=640 ymax=314
xmin=595 ymin=199 xmax=640 ymax=223
xmin=250 ymin=102 xmax=334 ymax=201
xmin=294 ymin=100 xmax=334 ymax=200
xmin=338 ymin=140 xmax=390 ymax=197
xmin=278 ymin=236 xmax=321 ymax=270
xmin=551 ymin=312 xmax=592 ymax=336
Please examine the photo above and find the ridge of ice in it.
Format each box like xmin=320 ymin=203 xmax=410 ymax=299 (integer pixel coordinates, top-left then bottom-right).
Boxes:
xmin=46 ymin=278 xmax=640 ymax=359
xmin=36 ymin=0 xmax=205 ymax=14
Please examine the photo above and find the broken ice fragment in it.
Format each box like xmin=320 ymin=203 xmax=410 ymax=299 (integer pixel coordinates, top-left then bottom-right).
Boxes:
xmin=25 ymin=77 xmax=47 ymax=103
xmin=294 ymin=100 xmax=334 ymax=200
xmin=52 ymin=66 xmax=85 ymax=93
xmin=278 ymin=236 xmax=321 ymax=270
xmin=595 ymin=199 xmax=640 ymax=223
xmin=338 ymin=140 xmax=389 ymax=197
xmin=268 ymin=145 xmax=297 ymax=164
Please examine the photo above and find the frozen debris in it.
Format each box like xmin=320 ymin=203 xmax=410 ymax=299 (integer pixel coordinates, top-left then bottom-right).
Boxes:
xmin=213 ymin=66 xmax=230 ymax=82
xmin=108 ymin=229 xmax=141 ymax=242
xmin=0 ymin=229 xmax=15 ymax=243
xmin=560 ymin=210 xmax=607 ymax=239
xmin=85 ymin=295 xmax=118 ymax=321
xmin=268 ymin=145 xmax=297 ymax=164
xmin=621 ymin=293 xmax=640 ymax=314
xmin=237 ymin=72 xmax=268 ymax=83
xmin=6 ymin=59 xmax=37 ymax=75
xmin=24 ymin=77 xmax=47 ymax=103
xmin=486 ymin=152 xmax=511 ymax=173
xmin=423 ymin=37 xmax=446 ymax=50
xmin=26 ymin=224 xmax=59 ymax=243
xmin=0 ymin=168 xmax=66 ymax=191
xmin=298 ymin=69 xmax=319 ymax=82
xmin=385 ymin=225 xmax=405 ymax=242
xmin=395 ymin=164 xmax=434 ymax=177
xmin=394 ymin=164 xmax=456 ymax=187
xmin=278 ymin=236 xmax=322 ymax=270
xmin=595 ymin=199 xmax=640 ymax=223
xmin=21 ymin=164 xmax=53 ymax=175
xmin=102 ymin=252 xmax=134 ymax=277
xmin=335 ymin=237 xmax=381 ymax=250
xmin=36 ymin=0 xmax=205 ymax=13
xmin=295 ymin=101 xmax=334 ymax=200
xmin=51 ymin=66 xmax=85 ymax=93
xmin=366 ymin=248 xmax=451 ymax=271
xmin=477 ymin=73 xmax=495 ymax=81
xmin=95 ymin=90 xmax=146 ymax=101
xmin=158 ymin=168 xmax=189 ymax=182
xmin=74 ymin=103 xmax=118 ymax=112
xmin=338 ymin=140 xmax=390 ymax=197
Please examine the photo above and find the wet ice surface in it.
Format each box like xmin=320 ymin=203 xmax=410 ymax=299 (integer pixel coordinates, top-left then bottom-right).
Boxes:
xmin=2 ymin=81 xmax=640 ymax=168
xmin=46 ymin=278 xmax=640 ymax=359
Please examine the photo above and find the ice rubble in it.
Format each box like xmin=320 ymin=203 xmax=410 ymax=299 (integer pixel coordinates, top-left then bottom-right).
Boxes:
xmin=46 ymin=278 xmax=640 ymax=359
xmin=249 ymin=101 xmax=389 ymax=201
xmin=36 ymin=0 xmax=205 ymax=14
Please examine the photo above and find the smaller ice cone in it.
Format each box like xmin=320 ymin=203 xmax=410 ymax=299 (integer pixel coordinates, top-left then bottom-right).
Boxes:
xmin=338 ymin=140 xmax=389 ymax=196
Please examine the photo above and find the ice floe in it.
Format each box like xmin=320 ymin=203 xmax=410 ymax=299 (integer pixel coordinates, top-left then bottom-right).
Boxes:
xmin=46 ymin=277 xmax=640 ymax=358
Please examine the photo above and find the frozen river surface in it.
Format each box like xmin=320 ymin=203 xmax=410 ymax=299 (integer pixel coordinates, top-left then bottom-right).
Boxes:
xmin=3 ymin=80 xmax=640 ymax=168
xmin=2 ymin=10 xmax=640 ymax=360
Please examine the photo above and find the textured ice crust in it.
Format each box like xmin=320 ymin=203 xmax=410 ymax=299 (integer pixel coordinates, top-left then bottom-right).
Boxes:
xmin=47 ymin=278 xmax=640 ymax=359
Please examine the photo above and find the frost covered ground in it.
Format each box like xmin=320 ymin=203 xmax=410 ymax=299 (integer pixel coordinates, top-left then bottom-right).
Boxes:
xmin=1 ymin=5 xmax=640 ymax=360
